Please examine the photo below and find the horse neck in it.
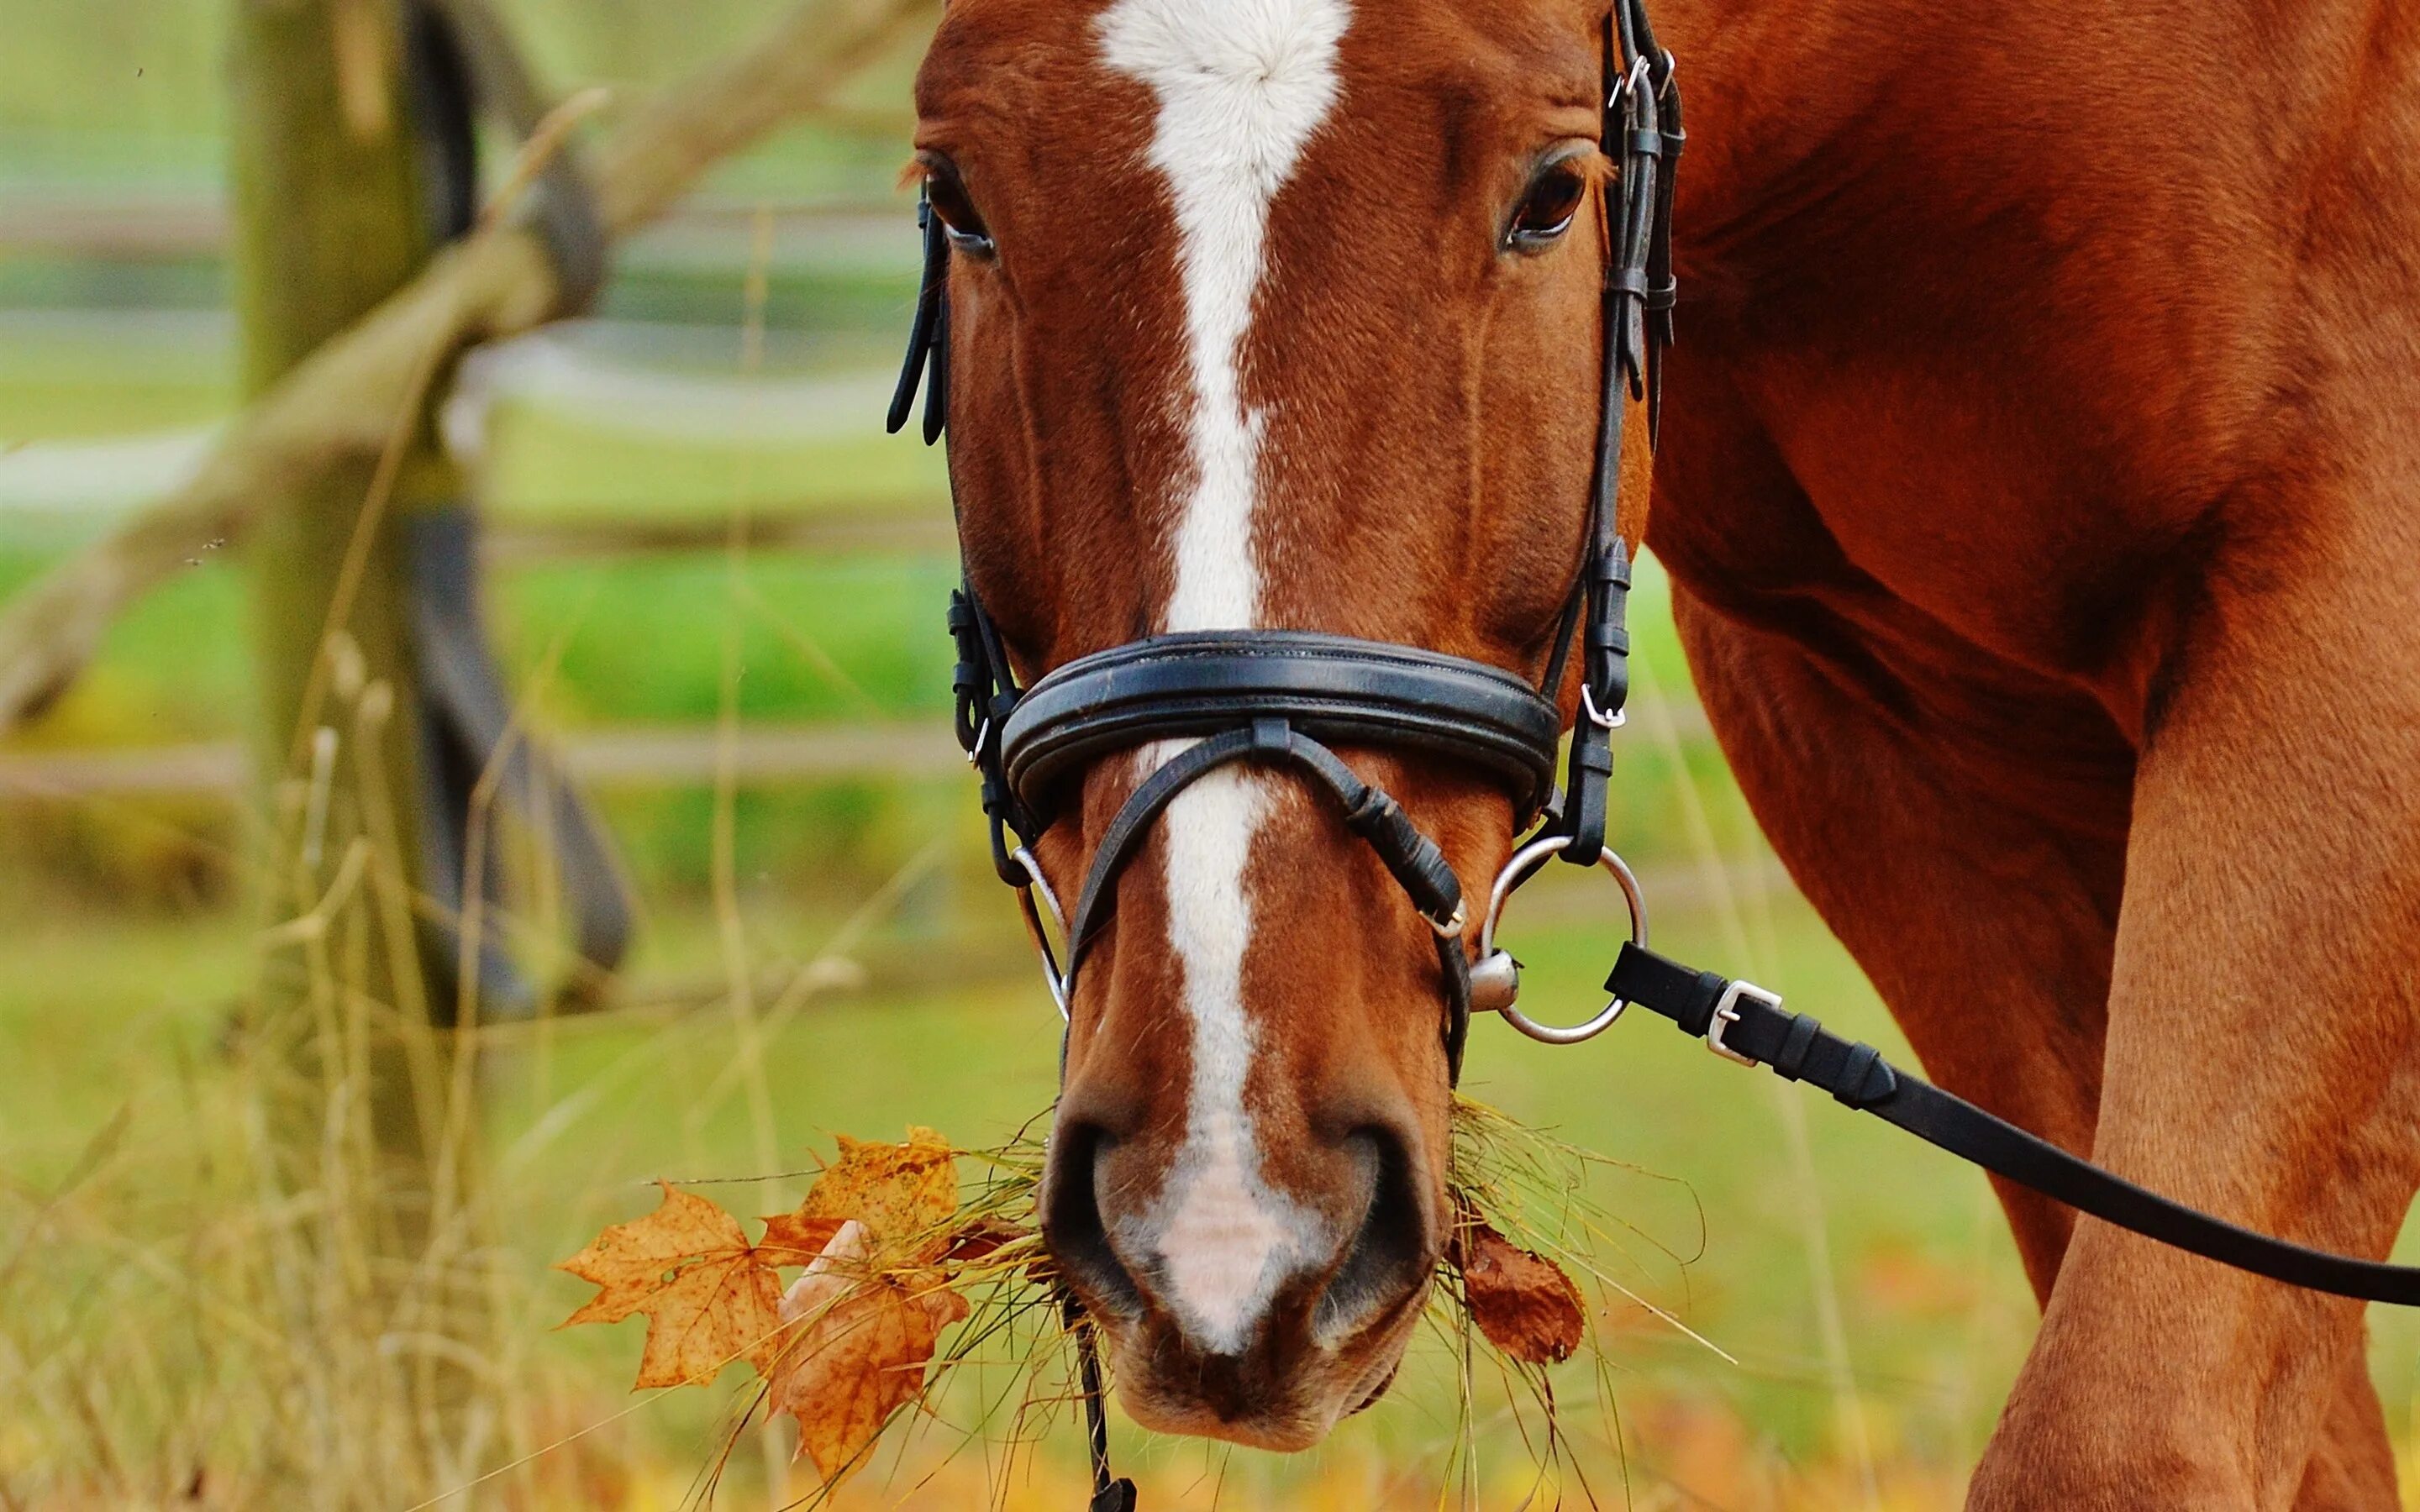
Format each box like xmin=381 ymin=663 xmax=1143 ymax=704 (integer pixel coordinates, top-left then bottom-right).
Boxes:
xmin=1640 ymin=0 xmax=2360 ymax=726
xmin=1658 ymin=0 xmax=2326 ymax=268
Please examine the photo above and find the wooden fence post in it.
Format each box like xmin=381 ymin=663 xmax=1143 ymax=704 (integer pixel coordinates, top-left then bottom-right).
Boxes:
xmin=226 ymin=0 xmax=487 ymax=1479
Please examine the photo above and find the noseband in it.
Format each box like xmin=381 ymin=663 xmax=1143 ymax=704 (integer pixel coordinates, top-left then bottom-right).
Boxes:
xmin=897 ymin=8 xmax=1682 ymax=1093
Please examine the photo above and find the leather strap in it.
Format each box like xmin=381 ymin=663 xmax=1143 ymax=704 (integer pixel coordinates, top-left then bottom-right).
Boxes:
xmin=948 ymin=587 xmax=1036 ymax=885
xmin=1534 ymin=3 xmax=1672 ymax=869
xmin=1057 ymin=717 xmax=1474 ymax=1080
xmin=1002 ymin=631 xmax=1562 ymax=824
xmin=1064 ymin=1293 xmax=1137 ymax=1512
xmin=1607 ymin=943 xmax=2420 ymax=1305
xmin=888 ymin=189 xmax=950 ymax=444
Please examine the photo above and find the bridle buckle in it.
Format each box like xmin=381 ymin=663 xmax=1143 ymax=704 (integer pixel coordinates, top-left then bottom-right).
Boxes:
xmin=1581 ymin=684 xmax=1627 ymax=730
xmin=1707 ymin=978 xmax=1778 ymax=1066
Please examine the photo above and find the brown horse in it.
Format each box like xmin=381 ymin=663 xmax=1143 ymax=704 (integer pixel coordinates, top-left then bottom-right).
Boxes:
xmin=907 ymin=0 xmax=2420 ymax=1502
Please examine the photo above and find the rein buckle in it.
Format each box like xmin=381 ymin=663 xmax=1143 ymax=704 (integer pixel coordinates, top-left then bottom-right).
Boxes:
xmin=1707 ymin=979 xmax=1778 ymax=1066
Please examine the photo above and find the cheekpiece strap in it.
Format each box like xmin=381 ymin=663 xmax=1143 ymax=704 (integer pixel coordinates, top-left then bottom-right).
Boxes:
xmin=1539 ymin=1 xmax=1679 ymax=871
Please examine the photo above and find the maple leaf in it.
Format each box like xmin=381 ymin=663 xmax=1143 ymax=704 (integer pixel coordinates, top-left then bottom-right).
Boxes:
xmin=766 ymin=1221 xmax=971 ymax=1482
xmin=1455 ymin=1215 xmax=1586 ymax=1365
xmin=761 ymin=1126 xmax=957 ymax=1266
xmin=556 ymin=1182 xmax=786 ymax=1387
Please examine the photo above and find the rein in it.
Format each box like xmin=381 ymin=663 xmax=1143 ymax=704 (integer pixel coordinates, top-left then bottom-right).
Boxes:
xmin=886 ymin=0 xmax=2420 ymax=1503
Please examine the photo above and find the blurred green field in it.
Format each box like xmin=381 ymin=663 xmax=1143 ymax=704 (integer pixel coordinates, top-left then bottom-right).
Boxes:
xmin=11 ymin=5 xmax=2420 ymax=1509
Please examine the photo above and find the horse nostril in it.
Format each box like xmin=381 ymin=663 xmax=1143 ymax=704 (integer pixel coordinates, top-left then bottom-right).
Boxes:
xmin=1040 ymin=1122 xmax=1146 ymax=1318
xmin=1314 ymin=1124 xmax=1433 ymax=1340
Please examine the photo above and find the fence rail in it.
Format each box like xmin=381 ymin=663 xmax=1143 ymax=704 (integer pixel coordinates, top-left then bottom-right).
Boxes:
xmin=0 ymin=701 xmax=1714 ymax=801
xmin=0 ymin=720 xmax=968 ymax=800
xmin=0 ymin=192 xmax=920 ymax=262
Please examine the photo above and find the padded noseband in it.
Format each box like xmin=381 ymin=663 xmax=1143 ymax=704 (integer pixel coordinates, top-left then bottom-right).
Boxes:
xmin=1000 ymin=635 xmax=1571 ymax=1079
xmin=1001 ymin=632 xmax=1564 ymax=823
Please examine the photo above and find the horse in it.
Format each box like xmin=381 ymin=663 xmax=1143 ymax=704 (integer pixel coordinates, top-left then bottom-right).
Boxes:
xmin=903 ymin=0 xmax=2420 ymax=1502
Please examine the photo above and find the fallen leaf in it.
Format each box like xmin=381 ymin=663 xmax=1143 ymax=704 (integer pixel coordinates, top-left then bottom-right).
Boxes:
xmin=762 ymin=1126 xmax=956 ymax=1265
xmin=556 ymin=1182 xmax=786 ymax=1387
xmin=940 ymin=1215 xmax=1025 ymax=1265
xmin=757 ymin=1212 xmax=846 ymax=1266
xmin=767 ymin=1221 xmax=971 ymax=1482
xmin=1456 ymin=1217 xmax=1586 ymax=1365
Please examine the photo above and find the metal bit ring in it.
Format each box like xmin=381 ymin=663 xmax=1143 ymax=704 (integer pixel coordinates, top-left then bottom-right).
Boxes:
xmin=1471 ymin=832 xmax=1648 ymax=1045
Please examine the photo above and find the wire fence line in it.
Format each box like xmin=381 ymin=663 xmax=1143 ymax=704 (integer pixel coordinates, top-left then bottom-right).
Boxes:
xmin=0 ymin=192 xmax=917 ymax=262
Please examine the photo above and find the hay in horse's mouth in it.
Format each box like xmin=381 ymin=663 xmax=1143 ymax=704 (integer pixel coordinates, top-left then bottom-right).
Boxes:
xmin=950 ymin=1096 xmax=1710 ymax=1412
xmin=687 ymin=1099 xmax=1723 ymax=1504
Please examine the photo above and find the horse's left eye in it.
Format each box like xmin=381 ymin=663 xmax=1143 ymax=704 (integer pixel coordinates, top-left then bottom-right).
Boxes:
xmin=925 ymin=167 xmax=996 ymax=258
xmin=1506 ymin=163 xmax=1587 ymax=251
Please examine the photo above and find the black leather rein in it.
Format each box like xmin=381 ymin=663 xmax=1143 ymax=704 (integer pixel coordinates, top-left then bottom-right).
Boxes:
xmin=1604 ymin=946 xmax=2420 ymax=1305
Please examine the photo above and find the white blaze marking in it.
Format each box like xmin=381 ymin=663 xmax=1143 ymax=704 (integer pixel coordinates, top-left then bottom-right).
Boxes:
xmin=1100 ymin=0 xmax=1348 ymax=630
xmin=1149 ymin=757 xmax=1303 ymax=1352
xmin=1098 ymin=0 xmax=1349 ymax=1352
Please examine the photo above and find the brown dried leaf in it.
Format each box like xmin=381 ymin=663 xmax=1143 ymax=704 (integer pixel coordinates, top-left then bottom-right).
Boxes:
xmin=939 ymin=1215 xmax=1025 ymax=1265
xmin=767 ymin=1221 xmax=971 ymax=1483
xmin=1457 ymin=1217 xmax=1586 ymax=1365
xmin=556 ymin=1182 xmax=786 ymax=1388
xmin=757 ymin=1214 xmax=846 ymax=1266
xmin=762 ymin=1126 xmax=956 ymax=1265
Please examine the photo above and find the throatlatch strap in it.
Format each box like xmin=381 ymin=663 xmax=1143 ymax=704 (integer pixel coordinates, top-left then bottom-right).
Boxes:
xmin=1607 ymin=943 xmax=2420 ymax=1306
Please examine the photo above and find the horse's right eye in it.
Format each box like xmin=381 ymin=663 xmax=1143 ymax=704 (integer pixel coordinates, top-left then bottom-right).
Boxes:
xmin=1505 ymin=162 xmax=1587 ymax=253
xmin=926 ymin=170 xmax=996 ymax=257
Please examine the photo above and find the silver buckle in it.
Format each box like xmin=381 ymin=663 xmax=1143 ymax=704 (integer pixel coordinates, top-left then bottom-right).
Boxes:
xmin=1580 ymin=685 xmax=1626 ymax=730
xmin=1707 ymin=979 xmax=1779 ymax=1067
xmin=1608 ymin=52 xmax=1653 ymax=107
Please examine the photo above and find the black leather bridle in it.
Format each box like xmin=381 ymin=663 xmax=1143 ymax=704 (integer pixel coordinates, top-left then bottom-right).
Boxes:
xmin=886 ymin=3 xmax=2420 ymax=1505
xmin=897 ymin=8 xmax=1681 ymax=1100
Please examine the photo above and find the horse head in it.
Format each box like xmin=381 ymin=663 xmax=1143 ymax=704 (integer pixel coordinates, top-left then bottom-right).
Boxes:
xmin=907 ymin=0 xmax=1654 ymax=1449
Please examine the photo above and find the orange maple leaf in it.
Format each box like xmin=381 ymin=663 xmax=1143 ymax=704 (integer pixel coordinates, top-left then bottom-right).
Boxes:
xmin=555 ymin=1182 xmax=786 ymax=1387
xmin=761 ymin=1126 xmax=957 ymax=1266
xmin=1455 ymin=1215 xmax=1586 ymax=1365
xmin=765 ymin=1220 xmax=971 ymax=1483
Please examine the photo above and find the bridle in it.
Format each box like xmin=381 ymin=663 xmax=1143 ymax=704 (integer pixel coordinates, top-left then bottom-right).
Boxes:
xmin=886 ymin=2 xmax=2420 ymax=1506
xmin=897 ymin=5 xmax=1683 ymax=1095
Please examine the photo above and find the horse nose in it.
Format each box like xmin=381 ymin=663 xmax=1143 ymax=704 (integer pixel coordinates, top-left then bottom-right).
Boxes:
xmin=1302 ymin=1121 xmax=1434 ymax=1341
xmin=1041 ymin=1099 xmax=1437 ymax=1363
xmin=1039 ymin=1118 xmax=1150 ymax=1321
